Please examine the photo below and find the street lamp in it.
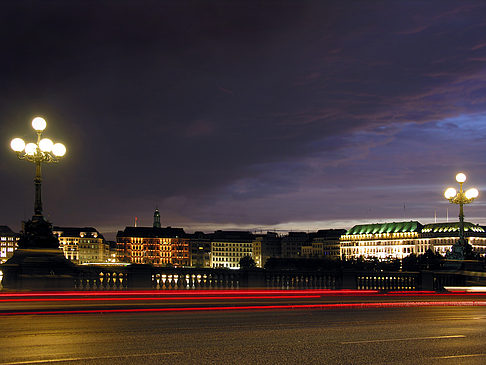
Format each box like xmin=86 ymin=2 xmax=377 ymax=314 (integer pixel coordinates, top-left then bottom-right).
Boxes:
xmin=10 ymin=117 xmax=66 ymax=220
xmin=444 ymin=172 xmax=479 ymax=251
xmin=4 ymin=117 xmax=75 ymax=289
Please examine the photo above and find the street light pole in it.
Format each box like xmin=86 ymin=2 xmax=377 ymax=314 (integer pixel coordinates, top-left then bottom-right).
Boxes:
xmin=444 ymin=172 xmax=479 ymax=258
xmin=458 ymin=180 xmax=465 ymax=245
xmin=35 ymin=158 xmax=42 ymax=217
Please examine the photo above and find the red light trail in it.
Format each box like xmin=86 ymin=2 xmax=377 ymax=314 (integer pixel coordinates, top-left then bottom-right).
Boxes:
xmin=0 ymin=295 xmax=322 ymax=302
xmin=1 ymin=301 xmax=485 ymax=316
xmin=0 ymin=289 xmax=485 ymax=316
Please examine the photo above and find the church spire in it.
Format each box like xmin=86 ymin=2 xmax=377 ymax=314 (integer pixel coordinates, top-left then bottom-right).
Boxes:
xmin=153 ymin=208 xmax=161 ymax=228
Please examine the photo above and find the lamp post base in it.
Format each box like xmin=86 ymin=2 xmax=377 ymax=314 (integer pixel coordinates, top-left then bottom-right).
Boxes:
xmin=444 ymin=241 xmax=480 ymax=270
xmin=2 ymin=249 xmax=77 ymax=290
xmin=1 ymin=216 xmax=77 ymax=290
xmin=18 ymin=216 xmax=61 ymax=249
xmin=446 ymin=243 xmax=466 ymax=261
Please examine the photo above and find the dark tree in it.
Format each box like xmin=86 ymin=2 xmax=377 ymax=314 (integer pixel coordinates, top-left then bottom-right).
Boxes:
xmin=239 ymin=255 xmax=256 ymax=270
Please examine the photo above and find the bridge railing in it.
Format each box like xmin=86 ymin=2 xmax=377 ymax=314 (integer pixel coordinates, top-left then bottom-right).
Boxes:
xmin=355 ymin=272 xmax=420 ymax=290
xmin=70 ymin=265 xmax=477 ymax=291
xmin=1 ymin=265 xmax=480 ymax=291
xmin=263 ymin=271 xmax=340 ymax=289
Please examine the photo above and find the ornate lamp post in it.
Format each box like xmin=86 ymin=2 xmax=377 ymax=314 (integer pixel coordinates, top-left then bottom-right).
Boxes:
xmin=10 ymin=117 xmax=66 ymax=222
xmin=444 ymin=172 xmax=479 ymax=259
xmin=4 ymin=117 xmax=75 ymax=290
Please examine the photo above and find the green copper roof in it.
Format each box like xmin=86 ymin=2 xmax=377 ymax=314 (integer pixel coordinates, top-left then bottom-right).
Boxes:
xmin=421 ymin=222 xmax=485 ymax=233
xmin=346 ymin=221 xmax=422 ymax=235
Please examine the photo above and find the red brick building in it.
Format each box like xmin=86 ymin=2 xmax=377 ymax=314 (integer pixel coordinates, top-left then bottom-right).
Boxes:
xmin=116 ymin=226 xmax=189 ymax=267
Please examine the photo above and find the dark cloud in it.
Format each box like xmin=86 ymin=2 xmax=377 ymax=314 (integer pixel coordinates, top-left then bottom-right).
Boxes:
xmin=1 ymin=1 xmax=486 ymax=238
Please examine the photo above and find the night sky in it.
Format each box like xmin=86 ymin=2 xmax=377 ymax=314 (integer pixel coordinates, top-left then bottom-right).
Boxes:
xmin=2 ymin=1 xmax=486 ymax=240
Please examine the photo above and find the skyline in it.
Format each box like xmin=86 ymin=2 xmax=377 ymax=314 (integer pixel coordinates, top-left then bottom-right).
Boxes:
xmin=2 ymin=1 xmax=486 ymax=240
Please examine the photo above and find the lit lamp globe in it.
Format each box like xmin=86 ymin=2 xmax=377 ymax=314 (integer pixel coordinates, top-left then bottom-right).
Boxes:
xmin=10 ymin=138 xmax=25 ymax=152
xmin=52 ymin=143 xmax=66 ymax=157
xmin=465 ymin=188 xmax=479 ymax=200
xmin=39 ymin=138 xmax=54 ymax=152
xmin=32 ymin=117 xmax=47 ymax=131
xmin=444 ymin=187 xmax=457 ymax=199
xmin=456 ymin=173 xmax=467 ymax=183
xmin=24 ymin=143 xmax=37 ymax=156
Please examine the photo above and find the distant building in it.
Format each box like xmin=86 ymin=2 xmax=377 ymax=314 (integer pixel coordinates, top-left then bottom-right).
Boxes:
xmin=116 ymin=209 xmax=189 ymax=267
xmin=0 ymin=226 xmax=20 ymax=263
xmin=189 ymin=232 xmax=211 ymax=268
xmin=106 ymin=240 xmax=117 ymax=263
xmin=340 ymin=221 xmax=486 ymax=260
xmin=421 ymin=222 xmax=486 ymax=256
xmin=53 ymin=226 xmax=108 ymax=264
xmin=116 ymin=226 xmax=189 ymax=266
xmin=281 ymin=232 xmax=309 ymax=258
xmin=252 ymin=232 xmax=281 ymax=268
xmin=210 ymin=230 xmax=255 ymax=269
xmin=302 ymin=229 xmax=347 ymax=259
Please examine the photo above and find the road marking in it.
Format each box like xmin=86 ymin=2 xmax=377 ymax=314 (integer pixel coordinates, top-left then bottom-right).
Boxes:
xmin=434 ymin=353 xmax=486 ymax=359
xmin=0 ymin=352 xmax=183 ymax=365
xmin=341 ymin=334 xmax=465 ymax=344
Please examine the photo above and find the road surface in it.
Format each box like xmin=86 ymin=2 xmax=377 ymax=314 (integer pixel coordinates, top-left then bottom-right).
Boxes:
xmin=0 ymin=290 xmax=485 ymax=364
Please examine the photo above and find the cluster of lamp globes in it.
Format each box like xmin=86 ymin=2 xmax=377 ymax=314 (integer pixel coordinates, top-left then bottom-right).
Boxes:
xmin=444 ymin=173 xmax=479 ymax=202
xmin=10 ymin=117 xmax=66 ymax=158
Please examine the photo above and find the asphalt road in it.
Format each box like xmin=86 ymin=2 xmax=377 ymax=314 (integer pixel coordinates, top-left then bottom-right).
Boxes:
xmin=1 ymin=302 xmax=485 ymax=364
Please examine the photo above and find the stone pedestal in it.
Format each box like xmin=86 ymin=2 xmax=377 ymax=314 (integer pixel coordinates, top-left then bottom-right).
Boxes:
xmin=241 ymin=269 xmax=266 ymax=288
xmin=341 ymin=269 xmax=357 ymax=289
xmin=127 ymin=264 xmax=153 ymax=289
xmin=2 ymin=249 xmax=76 ymax=290
xmin=420 ymin=270 xmax=434 ymax=291
xmin=1 ymin=216 xmax=77 ymax=290
xmin=445 ymin=241 xmax=475 ymax=270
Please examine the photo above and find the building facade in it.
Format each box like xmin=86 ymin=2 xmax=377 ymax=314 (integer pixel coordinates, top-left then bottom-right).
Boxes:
xmin=116 ymin=225 xmax=189 ymax=267
xmin=340 ymin=221 xmax=486 ymax=260
xmin=252 ymin=232 xmax=281 ymax=268
xmin=189 ymin=232 xmax=211 ymax=268
xmin=0 ymin=226 xmax=19 ymax=263
xmin=302 ymin=229 xmax=347 ymax=259
xmin=210 ymin=231 xmax=255 ymax=269
xmin=53 ymin=226 xmax=108 ymax=264
xmin=281 ymin=232 xmax=309 ymax=258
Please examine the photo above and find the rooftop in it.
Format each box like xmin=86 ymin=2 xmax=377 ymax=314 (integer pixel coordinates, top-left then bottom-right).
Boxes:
xmin=117 ymin=226 xmax=186 ymax=239
xmin=52 ymin=226 xmax=104 ymax=240
xmin=346 ymin=221 xmax=422 ymax=235
xmin=421 ymin=222 xmax=485 ymax=234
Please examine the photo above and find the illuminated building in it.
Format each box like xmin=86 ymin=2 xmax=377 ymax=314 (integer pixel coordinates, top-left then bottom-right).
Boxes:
xmin=252 ymin=239 xmax=262 ymax=268
xmin=0 ymin=226 xmax=20 ymax=263
xmin=116 ymin=210 xmax=189 ymax=267
xmin=116 ymin=226 xmax=189 ymax=266
xmin=340 ymin=221 xmax=486 ymax=260
xmin=53 ymin=226 xmax=108 ymax=264
xmin=421 ymin=222 xmax=486 ymax=256
xmin=301 ymin=229 xmax=347 ymax=259
xmin=171 ymin=235 xmax=190 ymax=267
xmin=210 ymin=231 xmax=255 ymax=269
